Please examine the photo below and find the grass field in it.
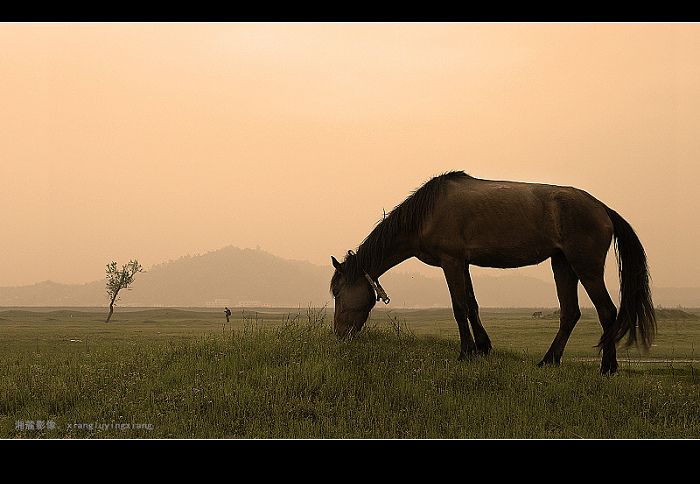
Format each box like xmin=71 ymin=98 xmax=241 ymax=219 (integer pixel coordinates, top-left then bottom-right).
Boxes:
xmin=2 ymin=305 xmax=700 ymax=438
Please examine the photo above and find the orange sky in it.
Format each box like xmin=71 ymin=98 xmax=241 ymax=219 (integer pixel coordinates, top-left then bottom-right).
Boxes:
xmin=1 ymin=23 xmax=699 ymax=289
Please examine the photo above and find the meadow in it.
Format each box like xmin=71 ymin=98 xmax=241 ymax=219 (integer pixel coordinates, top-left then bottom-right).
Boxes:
xmin=1 ymin=305 xmax=700 ymax=438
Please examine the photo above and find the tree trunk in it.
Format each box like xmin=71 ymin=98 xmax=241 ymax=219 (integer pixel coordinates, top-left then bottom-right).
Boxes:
xmin=105 ymin=291 xmax=118 ymax=322
xmin=105 ymin=303 xmax=114 ymax=323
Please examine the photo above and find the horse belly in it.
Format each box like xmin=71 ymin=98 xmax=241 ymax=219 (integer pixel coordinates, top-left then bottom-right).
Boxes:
xmin=419 ymin=219 xmax=557 ymax=269
xmin=465 ymin=214 xmax=558 ymax=268
xmin=468 ymin=241 xmax=555 ymax=269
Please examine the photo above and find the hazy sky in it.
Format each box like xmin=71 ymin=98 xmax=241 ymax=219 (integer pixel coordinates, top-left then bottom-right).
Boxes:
xmin=1 ymin=23 xmax=699 ymax=289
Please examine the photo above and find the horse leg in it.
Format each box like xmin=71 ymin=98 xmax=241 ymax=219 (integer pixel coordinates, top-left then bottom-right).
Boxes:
xmin=539 ymin=251 xmax=581 ymax=367
xmin=579 ymin=275 xmax=618 ymax=374
xmin=464 ymin=265 xmax=491 ymax=355
xmin=442 ymin=261 xmax=477 ymax=360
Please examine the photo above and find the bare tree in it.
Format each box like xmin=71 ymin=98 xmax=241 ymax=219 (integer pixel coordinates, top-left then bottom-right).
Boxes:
xmin=105 ymin=260 xmax=143 ymax=322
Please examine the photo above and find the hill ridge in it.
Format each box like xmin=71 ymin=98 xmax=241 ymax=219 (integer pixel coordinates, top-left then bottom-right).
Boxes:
xmin=1 ymin=245 xmax=699 ymax=308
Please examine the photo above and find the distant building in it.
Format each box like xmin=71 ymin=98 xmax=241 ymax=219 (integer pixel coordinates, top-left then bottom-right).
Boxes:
xmin=205 ymin=298 xmax=232 ymax=308
xmin=237 ymin=301 xmax=270 ymax=307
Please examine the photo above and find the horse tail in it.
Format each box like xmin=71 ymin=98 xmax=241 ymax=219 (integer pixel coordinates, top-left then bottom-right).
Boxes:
xmin=599 ymin=207 xmax=657 ymax=350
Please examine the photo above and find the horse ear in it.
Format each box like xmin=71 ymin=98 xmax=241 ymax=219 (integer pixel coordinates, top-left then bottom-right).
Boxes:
xmin=331 ymin=256 xmax=342 ymax=271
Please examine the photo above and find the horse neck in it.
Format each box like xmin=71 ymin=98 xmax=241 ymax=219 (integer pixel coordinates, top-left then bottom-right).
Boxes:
xmin=357 ymin=234 xmax=414 ymax=280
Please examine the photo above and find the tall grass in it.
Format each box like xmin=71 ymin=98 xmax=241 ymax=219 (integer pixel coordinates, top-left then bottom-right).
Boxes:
xmin=2 ymin=307 xmax=700 ymax=438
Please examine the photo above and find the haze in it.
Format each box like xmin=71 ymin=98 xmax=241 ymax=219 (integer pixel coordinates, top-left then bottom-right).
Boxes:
xmin=1 ymin=23 xmax=699 ymax=292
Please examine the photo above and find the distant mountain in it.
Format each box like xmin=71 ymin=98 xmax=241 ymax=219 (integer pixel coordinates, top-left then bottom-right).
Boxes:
xmin=0 ymin=280 xmax=104 ymax=307
xmin=0 ymin=247 xmax=335 ymax=308
xmin=1 ymin=245 xmax=699 ymax=308
xmin=130 ymin=246 xmax=332 ymax=307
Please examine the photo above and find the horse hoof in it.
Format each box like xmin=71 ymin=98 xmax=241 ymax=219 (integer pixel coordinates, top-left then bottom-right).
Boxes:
xmin=537 ymin=358 xmax=560 ymax=367
xmin=457 ymin=351 xmax=475 ymax=361
xmin=476 ymin=345 xmax=492 ymax=356
xmin=600 ymin=363 xmax=618 ymax=375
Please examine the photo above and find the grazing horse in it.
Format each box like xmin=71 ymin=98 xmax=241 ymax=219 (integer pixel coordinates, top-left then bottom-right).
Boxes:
xmin=330 ymin=171 xmax=656 ymax=374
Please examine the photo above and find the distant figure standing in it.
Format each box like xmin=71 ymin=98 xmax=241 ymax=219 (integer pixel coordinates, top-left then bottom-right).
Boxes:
xmin=224 ymin=307 xmax=232 ymax=323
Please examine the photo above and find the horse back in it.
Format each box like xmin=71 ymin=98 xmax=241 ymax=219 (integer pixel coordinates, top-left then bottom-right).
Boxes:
xmin=417 ymin=176 xmax=612 ymax=268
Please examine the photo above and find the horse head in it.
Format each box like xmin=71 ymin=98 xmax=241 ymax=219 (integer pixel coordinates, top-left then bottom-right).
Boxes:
xmin=330 ymin=254 xmax=387 ymax=337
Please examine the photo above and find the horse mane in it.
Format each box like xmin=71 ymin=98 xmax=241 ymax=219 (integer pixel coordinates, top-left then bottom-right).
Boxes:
xmin=338 ymin=171 xmax=470 ymax=282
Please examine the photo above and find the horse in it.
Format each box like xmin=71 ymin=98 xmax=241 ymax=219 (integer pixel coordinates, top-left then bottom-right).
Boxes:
xmin=330 ymin=171 xmax=656 ymax=374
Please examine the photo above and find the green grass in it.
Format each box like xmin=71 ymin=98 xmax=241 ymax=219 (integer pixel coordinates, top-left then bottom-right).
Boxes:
xmin=1 ymin=306 xmax=700 ymax=438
